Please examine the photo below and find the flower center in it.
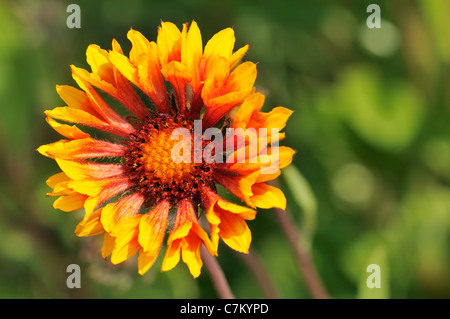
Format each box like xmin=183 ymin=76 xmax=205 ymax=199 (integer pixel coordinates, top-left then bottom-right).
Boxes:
xmin=124 ymin=113 xmax=215 ymax=205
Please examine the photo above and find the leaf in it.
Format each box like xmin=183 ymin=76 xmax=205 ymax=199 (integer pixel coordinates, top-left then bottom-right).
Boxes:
xmin=281 ymin=164 xmax=317 ymax=246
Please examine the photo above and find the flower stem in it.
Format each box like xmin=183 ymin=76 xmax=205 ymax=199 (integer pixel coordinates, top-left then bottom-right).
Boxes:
xmin=201 ymin=245 xmax=235 ymax=299
xmin=275 ymin=207 xmax=330 ymax=299
xmin=236 ymin=248 xmax=280 ymax=299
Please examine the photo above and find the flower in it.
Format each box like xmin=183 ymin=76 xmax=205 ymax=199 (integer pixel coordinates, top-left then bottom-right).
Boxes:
xmin=38 ymin=21 xmax=294 ymax=277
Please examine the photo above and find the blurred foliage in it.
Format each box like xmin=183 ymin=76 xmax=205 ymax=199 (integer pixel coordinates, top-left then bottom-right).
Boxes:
xmin=0 ymin=0 xmax=449 ymax=298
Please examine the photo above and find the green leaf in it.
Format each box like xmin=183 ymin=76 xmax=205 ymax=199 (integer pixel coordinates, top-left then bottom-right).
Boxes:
xmin=282 ymin=165 xmax=317 ymax=246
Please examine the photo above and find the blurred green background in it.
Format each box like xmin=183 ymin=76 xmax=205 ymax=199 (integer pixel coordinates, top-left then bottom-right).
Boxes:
xmin=0 ymin=0 xmax=449 ymax=299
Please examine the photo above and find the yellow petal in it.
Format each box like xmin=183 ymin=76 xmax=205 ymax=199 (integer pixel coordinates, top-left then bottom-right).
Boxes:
xmin=161 ymin=238 xmax=182 ymax=272
xmin=46 ymin=172 xmax=70 ymax=189
xmin=100 ymin=193 xmax=145 ymax=234
xmin=216 ymin=200 xmax=256 ymax=221
xmin=138 ymin=249 xmax=159 ymax=275
xmin=228 ymin=61 xmax=257 ymax=91
xmin=230 ymin=44 xmax=249 ymax=69
xmin=45 ymin=117 xmax=90 ymax=140
xmin=204 ymin=27 xmax=235 ymax=61
xmin=138 ymin=200 xmax=170 ymax=255
xmin=181 ymin=234 xmax=203 ymax=278
xmin=110 ymin=214 xmax=142 ymax=265
xmin=55 ymin=158 xmax=123 ymax=181
xmin=74 ymin=208 xmax=104 ymax=236
xmin=86 ymin=44 xmax=114 ymax=83
xmin=157 ymin=21 xmax=182 ymax=66
xmin=250 ymin=183 xmax=286 ymax=209
xmin=53 ymin=193 xmax=87 ymax=212
xmin=127 ymin=29 xmax=150 ymax=64
xmin=181 ymin=20 xmax=202 ymax=73
xmin=44 ymin=107 xmax=109 ymax=130
xmin=233 ymin=93 xmax=265 ymax=129
xmin=109 ymin=50 xmax=139 ymax=85
xmin=56 ymin=85 xmax=97 ymax=114
xmin=218 ymin=210 xmax=252 ymax=253
xmin=102 ymin=232 xmax=115 ymax=258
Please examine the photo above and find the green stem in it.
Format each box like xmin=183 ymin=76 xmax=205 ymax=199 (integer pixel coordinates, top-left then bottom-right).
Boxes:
xmin=201 ymin=245 xmax=235 ymax=299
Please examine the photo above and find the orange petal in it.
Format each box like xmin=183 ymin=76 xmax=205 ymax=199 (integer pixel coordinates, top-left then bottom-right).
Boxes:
xmin=109 ymin=50 xmax=139 ymax=85
xmin=181 ymin=21 xmax=202 ymax=86
xmin=202 ymin=62 xmax=257 ymax=127
xmin=213 ymin=170 xmax=260 ymax=207
xmin=45 ymin=107 xmax=128 ymax=137
xmin=137 ymin=42 xmax=170 ymax=113
xmin=71 ymin=66 xmax=135 ymax=135
xmin=161 ymin=61 xmax=191 ymax=113
xmin=38 ymin=138 xmax=126 ymax=160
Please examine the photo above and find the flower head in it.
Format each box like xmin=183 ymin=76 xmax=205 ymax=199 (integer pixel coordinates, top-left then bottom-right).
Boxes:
xmin=38 ymin=21 xmax=294 ymax=277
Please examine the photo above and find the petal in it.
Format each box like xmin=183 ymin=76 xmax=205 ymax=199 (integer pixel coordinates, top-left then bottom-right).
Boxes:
xmin=81 ymin=178 xmax=131 ymax=214
xmin=55 ymin=158 xmax=123 ymax=180
xmin=68 ymin=176 xmax=129 ymax=197
xmin=230 ymin=44 xmax=249 ymax=69
xmin=201 ymin=186 xmax=255 ymax=253
xmin=74 ymin=208 xmax=104 ymax=236
xmin=109 ymin=50 xmax=139 ymax=85
xmin=202 ymin=62 xmax=257 ymax=127
xmin=38 ymin=138 xmax=126 ymax=160
xmin=45 ymin=117 xmax=90 ymax=140
xmin=46 ymin=172 xmax=70 ymax=189
xmin=216 ymin=209 xmax=252 ymax=253
xmin=161 ymin=61 xmax=191 ymax=113
xmin=249 ymin=183 xmax=286 ymax=209
xmin=45 ymin=107 xmax=127 ymax=137
xmin=157 ymin=21 xmax=183 ymax=66
xmin=127 ymin=29 xmax=150 ymax=65
xmin=181 ymin=231 xmax=203 ymax=278
xmin=71 ymin=66 xmax=135 ymax=135
xmin=161 ymin=238 xmax=182 ymax=272
xmin=181 ymin=20 xmax=202 ymax=83
xmin=204 ymin=27 xmax=235 ymax=61
xmin=86 ymin=44 xmax=114 ymax=83
xmin=161 ymin=199 xmax=212 ymax=277
xmin=100 ymin=192 xmax=145 ymax=234
xmin=214 ymin=170 xmax=260 ymax=207
xmin=110 ymin=214 xmax=142 ymax=265
xmin=138 ymin=200 xmax=171 ymax=255
xmin=102 ymin=232 xmax=115 ymax=258
xmin=56 ymin=85 xmax=101 ymax=117
xmin=138 ymin=249 xmax=159 ymax=275
xmin=137 ymin=42 xmax=170 ymax=113
xmin=53 ymin=192 xmax=88 ymax=212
